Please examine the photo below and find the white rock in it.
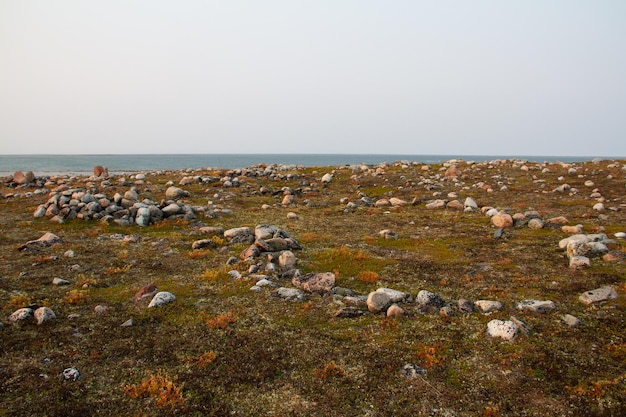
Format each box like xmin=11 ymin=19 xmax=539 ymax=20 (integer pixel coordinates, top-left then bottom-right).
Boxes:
xmin=464 ymin=197 xmax=478 ymax=209
xmin=561 ymin=314 xmax=582 ymax=328
xmin=614 ymin=232 xmax=626 ymax=239
xmin=34 ymin=307 xmax=56 ymax=324
xmin=53 ymin=277 xmax=70 ymax=285
xmin=569 ymin=256 xmax=590 ymax=269
xmin=474 ymin=300 xmax=503 ymax=313
xmin=9 ymin=308 xmax=33 ymax=322
xmin=271 ymin=287 xmax=304 ymax=302
xmin=593 ymin=202 xmax=605 ymax=211
xmin=321 ymin=173 xmax=333 ymax=183
xmin=148 ymin=291 xmax=176 ymax=308
xmin=579 ymin=286 xmax=619 ymax=305
xmin=486 ymin=319 xmax=518 ymax=341
xmin=61 ymin=368 xmax=82 ymax=381
xmin=515 ymin=300 xmax=555 ymax=314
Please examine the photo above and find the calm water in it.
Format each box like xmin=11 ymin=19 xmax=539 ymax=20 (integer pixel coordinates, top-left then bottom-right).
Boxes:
xmin=0 ymin=154 xmax=615 ymax=176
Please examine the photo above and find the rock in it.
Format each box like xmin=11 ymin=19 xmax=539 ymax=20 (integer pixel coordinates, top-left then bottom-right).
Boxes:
xmin=376 ymin=288 xmax=410 ymax=303
xmin=255 ymin=238 xmax=291 ymax=252
xmin=94 ymin=305 xmax=108 ymax=315
xmin=224 ymin=227 xmax=254 ymax=243
xmin=444 ymin=166 xmax=461 ymax=179
xmin=474 ymin=300 xmax=503 ymax=313
xmin=486 ymin=319 xmax=518 ymax=341
xmin=64 ymin=250 xmax=75 ymax=258
xmin=509 ymin=316 xmax=532 ymax=335
xmin=458 ymin=299 xmax=475 ymax=314
xmin=292 ymin=272 xmax=335 ymax=294
xmin=135 ymin=284 xmax=158 ymax=301
xmin=446 ymin=200 xmax=464 ymax=210
xmin=61 ymin=368 xmax=82 ymax=381
xmin=579 ymin=286 xmax=619 ymax=305
xmin=279 ymin=251 xmax=297 ymax=269
xmin=148 ymin=291 xmax=176 ymax=308
xmin=53 ymin=277 xmax=70 ymax=285
xmin=440 ymin=305 xmax=455 ymax=317
xmin=569 ymin=256 xmax=590 ymax=269
xmin=603 ymin=251 xmax=626 ymax=262
xmin=367 ymin=291 xmax=392 ymax=313
xmin=546 ymin=216 xmax=569 ymax=225
xmin=528 ymin=218 xmax=544 ymax=229
xmin=515 ymin=300 xmax=556 ymax=314
xmin=34 ymin=307 xmax=56 ymax=324
xmin=19 ymin=232 xmax=63 ymax=251
xmin=240 ymin=244 xmax=261 ymax=260
xmin=416 ymin=290 xmax=445 ymax=308
xmin=561 ymin=314 xmax=582 ymax=328
xmin=287 ymin=212 xmax=298 ymax=220
xmin=334 ymin=307 xmax=367 ymax=318
xmin=401 ymin=363 xmax=427 ymax=378
xmin=558 ymin=234 xmax=588 ymax=250
xmin=321 ymin=173 xmax=333 ymax=183
xmin=386 ymin=304 xmax=405 ymax=318
xmin=562 ymin=224 xmax=583 ymax=234
xmin=33 ymin=205 xmax=47 ymax=218
xmin=191 ymin=239 xmax=217 ymax=250
xmin=593 ymin=202 xmax=605 ymax=211
xmin=9 ymin=308 xmax=33 ymax=322
xmin=464 ymin=197 xmax=478 ymax=209
xmin=135 ymin=207 xmax=151 ymax=226
xmin=615 ymin=232 xmax=626 ymax=239
xmin=389 ymin=197 xmax=407 ymax=207
xmin=165 ymin=186 xmax=189 ymax=200
xmin=567 ymin=240 xmax=608 ymax=259
xmin=281 ymin=194 xmax=296 ymax=205
xmin=375 ymin=198 xmax=391 ymax=208
xmin=199 ymin=226 xmax=225 ymax=236
xmin=270 ymin=287 xmax=304 ymax=302
xmin=254 ymin=224 xmax=282 ymax=240
xmin=425 ymin=200 xmax=446 ymax=210
xmin=491 ymin=212 xmax=513 ymax=228
xmin=93 ymin=165 xmax=109 ymax=178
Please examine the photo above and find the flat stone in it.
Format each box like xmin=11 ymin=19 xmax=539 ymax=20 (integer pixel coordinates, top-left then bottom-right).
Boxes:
xmin=191 ymin=239 xmax=217 ymax=250
xmin=515 ymin=300 xmax=556 ymax=314
xmin=376 ymin=288 xmax=410 ymax=303
xmin=335 ymin=307 xmax=367 ymax=318
xmin=579 ymin=286 xmax=619 ymax=305
xmin=486 ymin=319 xmax=518 ymax=341
xmin=475 ymin=300 xmax=503 ymax=314
xmin=292 ymin=272 xmax=335 ymax=294
xmin=270 ymin=287 xmax=304 ymax=302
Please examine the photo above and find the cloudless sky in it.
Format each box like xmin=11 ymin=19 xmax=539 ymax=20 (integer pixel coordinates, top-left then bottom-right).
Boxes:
xmin=1 ymin=0 xmax=625 ymax=156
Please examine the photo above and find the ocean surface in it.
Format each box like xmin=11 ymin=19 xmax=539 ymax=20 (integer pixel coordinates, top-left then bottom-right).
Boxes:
xmin=0 ymin=154 xmax=617 ymax=177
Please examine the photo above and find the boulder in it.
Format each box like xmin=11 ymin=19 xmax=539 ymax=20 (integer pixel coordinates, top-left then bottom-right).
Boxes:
xmin=486 ymin=319 xmax=518 ymax=341
xmin=579 ymin=286 xmax=619 ymax=305
xmin=34 ymin=307 xmax=56 ymax=324
xmin=9 ymin=308 xmax=33 ymax=323
xmin=515 ymin=300 xmax=556 ymax=314
xmin=367 ymin=291 xmax=392 ymax=313
xmin=19 ymin=232 xmax=63 ymax=251
xmin=386 ymin=304 xmax=406 ymax=318
xmin=376 ymin=288 xmax=410 ymax=303
xmin=165 ymin=186 xmax=189 ymax=200
xmin=569 ymin=256 xmax=590 ymax=269
xmin=561 ymin=314 xmax=582 ymax=328
xmin=278 ymin=251 xmax=297 ymax=269
xmin=93 ymin=166 xmax=109 ymax=178
xmin=474 ymin=300 xmax=503 ymax=313
xmin=321 ymin=173 xmax=333 ymax=183
xmin=224 ymin=227 xmax=254 ymax=243
xmin=416 ymin=290 xmax=445 ymax=308
xmin=491 ymin=212 xmax=513 ymax=228
xmin=148 ymin=291 xmax=176 ymax=308
xmin=191 ymin=239 xmax=217 ymax=250
xmin=292 ymin=272 xmax=335 ymax=294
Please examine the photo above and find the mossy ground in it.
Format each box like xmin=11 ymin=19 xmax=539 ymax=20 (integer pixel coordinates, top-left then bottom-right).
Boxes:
xmin=1 ymin=160 xmax=625 ymax=416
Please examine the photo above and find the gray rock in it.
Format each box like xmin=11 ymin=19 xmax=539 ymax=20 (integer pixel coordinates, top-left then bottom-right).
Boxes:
xmin=509 ymin=316 xmax=532 ymax=335
xmin=53 ymin=277 xmax=70 ymax=285
xmin=569 ymin=256 xmax=590 ymax=269
xmin=121 ymin=318 xmax=134 ymax=327
xmin=561 ymin=314 xmax=582 ymax=328
xmin=515 ymin=300 xmax=556 ymax=314
xmin=528 ymin=218 xmax=544 ymax=229
xmin=278 ymin=250 xmax=297 ymax=269
xmin=61 ymin=368 xmax=82 ymax=381
xmin=458 ymin=299 xmax=475 ymax=314
xmin=474 ymin=300 xmax=503 ymax=313
xmin=579 ymin=286 xmax=619 ymax=305
xmin=148 ymin=291 xmax=176 ymax=308
xmin=401 ymin=363 xmax=427 ymax=378
xmin=425 ymin=199 xmax=446 ymax=210
xmin=165 ymin=186 xmax=189 ymax=200
xmin=292 ymin=272 xmax=335 ymax=294
xmin=34 ymin=307 xmax=56 ymax=324
xmin=486 ymin=319 xmax=518 ymax=341
xmin=254 ymin=224 xmax=282 ymax=240
xmin=224 ymin=227 xmax=255 ymax=243
xmin=376 ymin=288 xmax=410 ymax=303
xmin=367 ymin=291 xmax=392 ymax=313
xmin=416 ymin=290 xmax=445 ymax=308
xmin=191 ymin=239 xmax=217 ymax=250
xmin=270 ymin=287 xmax=304 ymax=302
xmin=9 ymin=308 xmax=33 ymax=322
xmin=464 ymin=197 xmax=478 ymax=209
xmin=135 ymin=207 xmax=151 ymax=226
xmin=161 ymin=203 xmax=183 ymax=216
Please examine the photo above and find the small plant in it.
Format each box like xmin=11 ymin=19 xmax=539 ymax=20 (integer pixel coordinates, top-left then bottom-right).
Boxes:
xmin=64 ymin=289 xmax=89 ymax=305
xmin=314 ymin=361 xmax=346 ymax=379
xmin=186 ymin=250 xmax=212 ymax=259
xmin=106 ymin=264 xmax=132 ymax=274
xmin=192 ymin=351 xmax=217 ymax=368
xmin=413 ymin=343 xmax=447 ymax=368
xmin=8 ymin=293 xmax=32 ymax=309
xmin=206 ymin=312 xmax=238 ymax=329
xmin=356 ymin=271 xmax=379 ymax=283
xmin=200 ymin=268 xmax=229 ymax=281
xmin=123 ymin=370 xmax=186 ymax=409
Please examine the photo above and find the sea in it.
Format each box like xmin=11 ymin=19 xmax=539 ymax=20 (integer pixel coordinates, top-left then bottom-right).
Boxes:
xmin=0 ymin=154 xmax=617 ymax=177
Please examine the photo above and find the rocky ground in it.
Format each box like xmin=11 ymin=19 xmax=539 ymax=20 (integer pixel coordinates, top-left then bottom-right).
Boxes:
xmin=1 ymin=158 xmax=625 ymax=416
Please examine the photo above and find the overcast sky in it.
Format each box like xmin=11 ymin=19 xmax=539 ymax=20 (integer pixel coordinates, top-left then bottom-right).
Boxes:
xmin=1 ymin=1 xmax=625 ymax=156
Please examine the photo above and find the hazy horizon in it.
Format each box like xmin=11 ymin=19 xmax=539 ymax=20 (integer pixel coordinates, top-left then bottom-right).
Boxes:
xmin=1 ymin=1 xmax=625 ymax=156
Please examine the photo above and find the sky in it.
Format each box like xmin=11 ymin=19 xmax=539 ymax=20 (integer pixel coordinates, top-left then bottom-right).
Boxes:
xmin=1 ymin=1 xmax=625 ymax=156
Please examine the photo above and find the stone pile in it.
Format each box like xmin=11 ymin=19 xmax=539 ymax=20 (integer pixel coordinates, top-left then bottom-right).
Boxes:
xmin=32 ymin=186 xmax=209 ymax=226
